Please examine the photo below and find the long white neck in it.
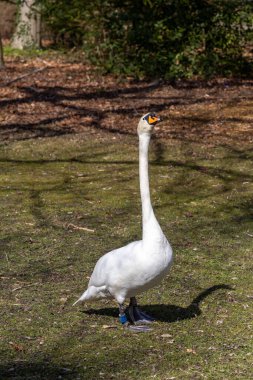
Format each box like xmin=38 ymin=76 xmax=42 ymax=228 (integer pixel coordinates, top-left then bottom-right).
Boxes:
xmin=139 ymin=133 xmax=162 ymax=242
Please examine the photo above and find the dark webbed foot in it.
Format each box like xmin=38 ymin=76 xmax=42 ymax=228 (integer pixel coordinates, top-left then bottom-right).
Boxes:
xmin=118 ymin=302 xmax=153 ymax=332
xmin=128 ymin=297 xmax=155 ymax=324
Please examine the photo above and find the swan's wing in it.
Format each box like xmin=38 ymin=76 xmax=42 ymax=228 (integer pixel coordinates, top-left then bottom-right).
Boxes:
xmin=88 ymin=241 xmax=141 ymax=288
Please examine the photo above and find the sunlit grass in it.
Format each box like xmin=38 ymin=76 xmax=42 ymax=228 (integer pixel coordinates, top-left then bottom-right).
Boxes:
xmin=3 ymin=44 xmax=86 ymax=63
xmin=0 ymin=133 xmax=252 ymax=379
xmin=3 ymin=44 xmax=49 ymax=58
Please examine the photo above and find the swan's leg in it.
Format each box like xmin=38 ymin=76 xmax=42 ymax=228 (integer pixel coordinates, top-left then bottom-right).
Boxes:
xmin=118 ymin=304 xmax=129 ymax=325
xmin=118 ymin=303 xmax=152 ymax=332
xmin=128 ymin=297 xmax=155 ymax=324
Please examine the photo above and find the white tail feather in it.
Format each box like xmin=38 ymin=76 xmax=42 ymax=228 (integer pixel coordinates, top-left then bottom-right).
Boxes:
xmin=72 ymin=298 xmax=81 ymax=306
xmin=72 ymin=290 xmax=88 ymax=306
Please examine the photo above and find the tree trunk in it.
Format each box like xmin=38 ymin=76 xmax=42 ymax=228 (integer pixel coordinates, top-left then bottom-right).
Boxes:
xmin=12 ymin=0 xmax=41 ymax=49
xmin=0 ymin=32 xmax=5 ymax=69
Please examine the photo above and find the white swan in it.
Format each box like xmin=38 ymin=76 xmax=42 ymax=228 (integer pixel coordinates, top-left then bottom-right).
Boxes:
xmin=73 ymin=113 xmax=173 ymax=331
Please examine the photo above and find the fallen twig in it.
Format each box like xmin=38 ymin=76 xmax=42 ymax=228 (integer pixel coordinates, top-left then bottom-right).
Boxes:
xmin=67 ymin=223 xmax=95 ymax=233
xmin=102 ymin=325 xmax=118 ymax=329
xmin=5 ymin=253 xmax=10 ymax=269
xmin=12 ymin=282 xmax=40 ymax=292
xmin=0 ymin=66 xmax=49 ymax=87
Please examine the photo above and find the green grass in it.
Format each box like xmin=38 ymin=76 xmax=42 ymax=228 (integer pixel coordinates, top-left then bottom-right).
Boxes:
xmin=3 ymin=45 xmax=50 ymax=58
xmin=3 ymin=44 xmax=86 ymax=63
xmin=0 ymin=133 xmax=252 ymax=379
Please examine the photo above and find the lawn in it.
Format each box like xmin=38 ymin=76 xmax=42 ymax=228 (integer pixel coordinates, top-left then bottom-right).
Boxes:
xmin=0 ymin=56 xmax=253 ymax=379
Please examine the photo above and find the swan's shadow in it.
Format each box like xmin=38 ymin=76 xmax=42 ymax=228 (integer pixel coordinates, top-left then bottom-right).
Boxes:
xmin=84 ymin=284 xmax=232 ymax=323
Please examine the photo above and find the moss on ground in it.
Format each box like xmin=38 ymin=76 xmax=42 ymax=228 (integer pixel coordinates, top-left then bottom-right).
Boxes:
xmin=0 ymin=132 xmax=252 ymax=379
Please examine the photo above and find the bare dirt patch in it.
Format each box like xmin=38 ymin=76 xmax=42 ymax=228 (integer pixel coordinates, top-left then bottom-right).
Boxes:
xmin=0 ymin=56 xmax=252 ymax=147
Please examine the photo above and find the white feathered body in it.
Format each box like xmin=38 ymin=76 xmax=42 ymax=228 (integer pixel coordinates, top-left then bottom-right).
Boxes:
xmin=75 ymin=216 xmax=173 ymax=305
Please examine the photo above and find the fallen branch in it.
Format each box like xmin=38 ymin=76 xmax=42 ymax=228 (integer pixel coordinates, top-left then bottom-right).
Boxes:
xmin=12 ymin=282 xmax=40 ymax=292
xmin=67 ymin=223 xmax=95 ymax=233
xmin=0 ymin=66 xmax=49 ymax=87
xmin=5 ymin=252 xmax=10 ymax=269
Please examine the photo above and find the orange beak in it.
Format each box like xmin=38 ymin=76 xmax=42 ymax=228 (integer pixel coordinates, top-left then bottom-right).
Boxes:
xmin=148 ymin=115 xmax=160 ymax=124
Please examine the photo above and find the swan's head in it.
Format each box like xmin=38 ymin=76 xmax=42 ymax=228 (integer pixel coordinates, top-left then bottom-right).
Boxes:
xmin=137 ymin=113 xmax=161 ymax=136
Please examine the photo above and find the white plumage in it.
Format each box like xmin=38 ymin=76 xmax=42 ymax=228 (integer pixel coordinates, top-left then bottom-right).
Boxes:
xmin=73 ymin=113 xmax=173 ymax=329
